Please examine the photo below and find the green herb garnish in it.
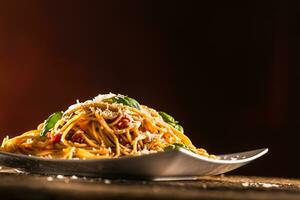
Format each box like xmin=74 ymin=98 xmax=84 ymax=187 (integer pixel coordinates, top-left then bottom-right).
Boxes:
xmin=174 ymin=124 xmax=184 ymax=133
xmin=159 ymin=111 xmax=184 ymax=133
xmin=106 ymin=95 xmax=141 ymax=110
xmin=164 ymin=143 xmax=195 ymax=153
xmin=40 ymin=111 xmax=63 ymax=137
xmin=159 ymin=112 xmax=176 ymax=124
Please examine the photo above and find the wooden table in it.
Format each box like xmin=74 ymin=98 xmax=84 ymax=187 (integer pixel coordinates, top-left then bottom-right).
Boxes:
xmin=0 ymin=168 xmax=299 ymax=200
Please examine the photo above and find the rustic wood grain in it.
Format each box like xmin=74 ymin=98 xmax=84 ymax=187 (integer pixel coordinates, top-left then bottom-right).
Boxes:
xmin=0 ymin=170 xmax=299 ymax=200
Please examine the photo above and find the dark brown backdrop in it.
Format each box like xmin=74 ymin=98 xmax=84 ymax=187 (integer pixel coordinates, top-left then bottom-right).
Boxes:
xmin=0 ymin=1 xmax=297 ymax=177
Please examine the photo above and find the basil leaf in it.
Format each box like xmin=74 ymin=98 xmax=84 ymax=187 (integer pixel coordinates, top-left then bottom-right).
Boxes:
xmin=164 ymin=143 xmax=183 ymax=151
xmin=172 ymin=143 xmax=185 ymax=148
xmin=174 ymin=124 xmax=184 ymax=133
xmin=40 ymin=111 xmax=63 ymax=137
xmin=123 ymin=96 xmax=141 ymax=110
xmin=177 ymin=143 xmax=196 ymax=153
xmin=158 ymin=112 xmax=176 ymax=124
xmin=159 ymin=111 xmax=184 ymax=133
xmin=163 ymin=145 xmax=176 ymax=151
xmin=109 ymin=95 xmax=141 ymax=110
xmin=164 ymin=143 xmax=195 ymax=153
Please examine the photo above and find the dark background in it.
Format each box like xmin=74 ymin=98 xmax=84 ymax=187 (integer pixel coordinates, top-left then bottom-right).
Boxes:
xmin=0 ymin=1 xmax=296 ymax=177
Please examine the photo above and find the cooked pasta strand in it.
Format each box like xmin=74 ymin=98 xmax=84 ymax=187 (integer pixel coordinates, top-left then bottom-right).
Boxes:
xmin=0 ymin=93 xmax=214 ymax=159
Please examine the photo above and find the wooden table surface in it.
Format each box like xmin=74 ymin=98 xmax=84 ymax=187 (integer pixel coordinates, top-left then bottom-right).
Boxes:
xmin=0 ymin=168 xmax=299 ymax=200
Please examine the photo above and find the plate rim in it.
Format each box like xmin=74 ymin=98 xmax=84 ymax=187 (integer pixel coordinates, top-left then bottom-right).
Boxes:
xmin=0 ymin=147 xmax=268 ymax=164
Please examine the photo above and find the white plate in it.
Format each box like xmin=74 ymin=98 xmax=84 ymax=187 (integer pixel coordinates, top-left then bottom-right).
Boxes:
xmin=0 ymin=148 xmax=268 ymax=180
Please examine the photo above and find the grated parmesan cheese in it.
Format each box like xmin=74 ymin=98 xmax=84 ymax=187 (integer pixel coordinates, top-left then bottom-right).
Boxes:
xmin=93 ymin=93 xmax=116 ymax=103
xmin=65 ymin=93 xmax=116 ymax=114
xmin=26 ymin=138 xmax=33 ymax=144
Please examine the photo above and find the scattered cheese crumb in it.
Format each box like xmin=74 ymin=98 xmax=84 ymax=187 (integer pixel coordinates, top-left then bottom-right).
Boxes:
xmin=70 ymin=175 xmax=78 ymax=180
xmin=47 ymin=177 xmax=54 ymax=181
xmin=104 ymin=179 xmax=111 ymax=184
xmin=260 ymin=183 xmax=279 ymax=188
xmin=56 ymin=175 xmax=64 ymax=179
xmin=242 ymin=182 xmax=249 ymax=187
xmin=26 ymin=138 xmax=33 ymax=144
xmin=241 ymin=182 xmax=279 ymax=188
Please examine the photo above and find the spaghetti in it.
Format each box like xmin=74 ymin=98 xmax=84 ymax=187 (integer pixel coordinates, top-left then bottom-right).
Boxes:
xmin=0 ymin=93 xmax=215 ymax=159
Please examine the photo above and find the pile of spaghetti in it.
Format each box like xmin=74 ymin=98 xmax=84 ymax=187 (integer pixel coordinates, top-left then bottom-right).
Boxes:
xmin=0 ymin=93 xmax=215 ymax=159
